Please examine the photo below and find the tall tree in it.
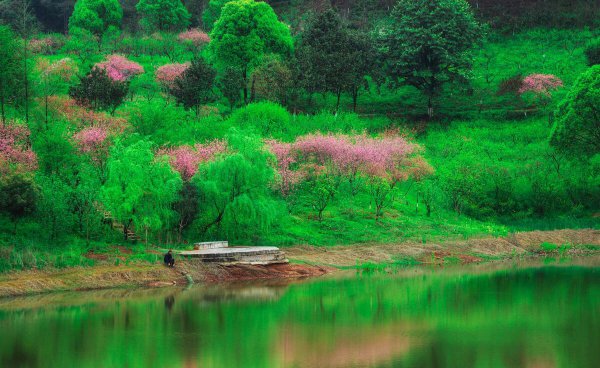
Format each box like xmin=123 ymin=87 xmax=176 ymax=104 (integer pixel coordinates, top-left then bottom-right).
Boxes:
xmin=217 ymin=66 xmax=244 ymax=112
xmin=201 ymin=0 xmax=227 ymax=30
xmin=550 ymin=65 xmax=600 ymax=157
xmin=208 ymin=0 xmax=293 ymax=104
xmin=297 ymin=9 xmax=372 ymax=112
xmin=0 ymin=26 xmax=24 ymax=125
xmin=169 ymin=56 xmax=216 ymax=115
xmin=378 ymin=0 xmax=483 ymax=117
xmin=0 ymin=0 xmax=38 ymax=124
xmin=102 ymin=140 xmax=182 ymax=242
xmin=68 ymin=0 xmax=122 ymax=38
xmin=136 ymin=0 xmax=191 ymax=32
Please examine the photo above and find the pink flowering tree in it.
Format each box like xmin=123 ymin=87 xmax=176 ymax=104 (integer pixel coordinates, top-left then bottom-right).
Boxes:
xmin=95 ymin=55 xmax=145 ymax=82
xmin=155 ymin=62 xmax=190 ymax=89
xmin=36 ymin=58 xmax=78 ymax=127
xmin=178 ymin=29 xmax=210 ymax=51
xmin=265 ymin=140 xmax=304 ymax=197
xmin=266 ymin=132 xmax=432 ymax=220
xmin=73 ymin=126 xmax=111 ymax=183
xmin=518 ymin=74 xmax=564 ymax=108
xmin=0 ymin=121 xmax=37 ymax=175
xmin=159 ymin=140 xmax=227 ymax=181
xmin=48 ymin=96 xmax=128 ymax=133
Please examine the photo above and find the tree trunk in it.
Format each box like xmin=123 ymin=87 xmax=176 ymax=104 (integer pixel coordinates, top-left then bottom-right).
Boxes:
xmin=23 ymin=40 xmax=29 ymax=124
xmin=243 ymin=68 xmax=248 ymax=105
xmin=335 ymin=89 xmax=342 ymax=113
xmin=427 ymin=95 xmax=433 ymax=118
xmin=352 ymin=87 xmax=358 ymax=112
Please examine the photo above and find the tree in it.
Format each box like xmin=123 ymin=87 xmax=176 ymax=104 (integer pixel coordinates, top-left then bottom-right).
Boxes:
xmin=94 ymin=55 xmax=144 ymax=82
xmin=193 ymin=131 xmax=279 ymax=241
xmin=169 ymin=56 xmax=216 ymax=115
xmin=68 ymin=0 xmax=122 ymax=38
xmin=102 ymin=139 xmax=182 ymax=242
xmin=0 ymin=174 xmax=37 ymax=233
xmin=378 ymin=0 xmax=483 ymax=117
xmin=0 ymin=25 xmax=23 ymax=125
xmin=297 ymin=9 xmax=371 ymax=112
xmin=202 ymin=0 xmax=228 ymax=30
xmin=217 ymin=66 xmax=244 ymax=112
xmin=550 ymin=65 xmax=600 ymax=157
xmin=1 ymin=0 xmax=38 ymax=124
xmin=69 ymin=67 xmax=129 ymax=114
xmin=155 ymin=62 xmax=190 ymax=90
xmin=35 ymin=58 xmax=78 ymax=128
xmin=251 ymin=55 xmax=291 ymax=105
xmin=136 ymin=0 xmax=191 ymax=32
xmin=208 ymin=0 xmax=293 ymax=104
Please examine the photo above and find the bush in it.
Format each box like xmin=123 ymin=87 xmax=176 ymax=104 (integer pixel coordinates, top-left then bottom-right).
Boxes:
xmin=227 ymin=101 xmax=291 ymax=137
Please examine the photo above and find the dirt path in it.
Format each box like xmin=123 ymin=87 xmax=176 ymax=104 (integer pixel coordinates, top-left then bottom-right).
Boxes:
xmin=0 ymin=228 xmax=598 ymax=298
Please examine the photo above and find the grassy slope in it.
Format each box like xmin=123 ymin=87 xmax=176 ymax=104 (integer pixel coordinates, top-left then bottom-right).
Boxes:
xmin=1 ymin=29 xmax=598 ymax=274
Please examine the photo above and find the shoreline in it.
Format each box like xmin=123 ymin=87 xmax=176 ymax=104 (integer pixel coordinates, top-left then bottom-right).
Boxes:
xmin=0 ymin=228 xmax=598 ymax=298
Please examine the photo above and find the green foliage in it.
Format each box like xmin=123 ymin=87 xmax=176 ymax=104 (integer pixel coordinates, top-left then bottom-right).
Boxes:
xmin=208 ymin=0 xmax=293 ymax=102
xmin=202 ymin=0 xmax=229 ymax=31
xmin=68 ymin=0 xmax=123 ymax=38
xmin=0 ymin=25 xmax=24 ymax=123
xmin=550 ymin=65 xmax=600 ymax=157
xmin=69 ymin=67 xmax=129 ymax=113
xmin=136 ymin=0 xmax=191 ymax=32
xmin=193 ymin=130 xmax=280 ymax=242
xmin=584 ymin=37 xmax=600 ymax=66
xmin=378 ymin=0 xmax=483 ymax=115
xmin=170 ymin=56 xmax=216 ymax=115
xmin=227 ymin=101 xmax=291 ymax=137
xmin=0 ymin=175 xmax=37 ymax=229
xmin=101 ymin=139 xmax=182 ymax=240
xmin=217 ymin=66 xmax=244 ymax=111
xmin=297 ymin=9 xmax=373 ymax=111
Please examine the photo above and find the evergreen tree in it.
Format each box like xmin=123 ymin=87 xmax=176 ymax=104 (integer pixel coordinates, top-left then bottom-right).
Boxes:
xmin=378 ymin=0 xmax=483 ymax=117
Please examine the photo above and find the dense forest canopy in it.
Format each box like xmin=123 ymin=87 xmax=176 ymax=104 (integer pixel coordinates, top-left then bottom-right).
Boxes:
xmin=0 ymin=0 xmax=598 ymax=271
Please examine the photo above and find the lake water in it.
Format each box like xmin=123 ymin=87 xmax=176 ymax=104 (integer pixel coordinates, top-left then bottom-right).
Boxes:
xmin=0 ymin=258 xmax=598 ymax=368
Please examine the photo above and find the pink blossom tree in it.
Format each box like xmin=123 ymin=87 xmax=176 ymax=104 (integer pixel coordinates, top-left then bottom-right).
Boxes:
xmin=95 ymin=55 xmax=145 ymax=82
xmin=155 ymin=62 xmax=190 ymax=89
xmin=159 ymin=140 xmax=227 ymax=181
xmin=518 ymin=74 xmax=563 ymax=108
xmin=0 ymin=121 xmax=37 ymax=175
xmin=266 ymin=132 xmax=432 ymax=220
xmin=178 ymin=29 xmax=210 ymax=50
xmin=36 ymin=58 xmax=78 ymax=127
xmin=265 ymin=139 xmax=304 ymax=197
xmin=519 ymin=74 xmax=564 ymax=96
xmin=73 ymin=126 xmax=111 ymax=183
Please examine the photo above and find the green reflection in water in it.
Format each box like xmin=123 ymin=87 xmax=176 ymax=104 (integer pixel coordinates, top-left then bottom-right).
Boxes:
xmin=0 ymin=262 xmax=598 ymax=368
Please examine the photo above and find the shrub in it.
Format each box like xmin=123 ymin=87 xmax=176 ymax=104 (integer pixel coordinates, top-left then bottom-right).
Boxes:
xmin=228 ymin=101 xmax=291 ymax=137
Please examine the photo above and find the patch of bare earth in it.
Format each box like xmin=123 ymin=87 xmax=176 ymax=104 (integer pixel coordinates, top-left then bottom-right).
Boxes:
xmin=285 ymin=229 xmax=600 ymax=267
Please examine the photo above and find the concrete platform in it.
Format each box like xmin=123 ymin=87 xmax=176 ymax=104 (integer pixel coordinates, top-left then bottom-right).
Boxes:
xmin=178 ymin=246 xmax=288 ymax=265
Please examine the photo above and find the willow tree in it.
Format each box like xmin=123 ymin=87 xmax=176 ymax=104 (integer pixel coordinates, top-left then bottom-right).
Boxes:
xmin=193 ymin=131 xmax=280 ymax=242
xmin=378 ymin=0 xmax=483 ymax=117
xmin=208 ymin=0 xmax=292 ymax=104
xmin=102 ymin=140 xmax=182 ymax=242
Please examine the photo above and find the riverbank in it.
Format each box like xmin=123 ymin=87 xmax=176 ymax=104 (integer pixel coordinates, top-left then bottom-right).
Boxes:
xmin=0 ymin=229 xmax=598 ymax=298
